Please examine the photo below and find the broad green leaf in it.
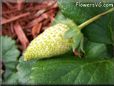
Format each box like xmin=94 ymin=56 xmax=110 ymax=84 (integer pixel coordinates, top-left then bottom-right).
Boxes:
xmin=0 ymin=36 xmax=20 ymax=84
xmin=17 ymin=57 xmax=37 ymax=84
xmin=58 ymin=0 xmax=114 ymax=44
xmin=0 ymin=36 xmax=20 ymax=63
xmin=84 ymin=40 xmax=112 ymax=58
xmin=30 ymin=54 xmax=114 ymax=84
xmin=2 ymin=73 xmax=18 ymax=85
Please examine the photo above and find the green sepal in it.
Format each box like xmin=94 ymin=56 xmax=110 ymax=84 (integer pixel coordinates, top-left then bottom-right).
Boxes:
xmin=64 ymin=24 xmax=84 ymax=56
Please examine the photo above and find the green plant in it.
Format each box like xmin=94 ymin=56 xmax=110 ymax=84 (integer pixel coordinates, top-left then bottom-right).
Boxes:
xmin=0 ymin=36 xmax=20 ymax=84
xmin=1 ymin=0 xmax=114 ymax=85
xmin=23 ymin=7 xmax=114 ymax=61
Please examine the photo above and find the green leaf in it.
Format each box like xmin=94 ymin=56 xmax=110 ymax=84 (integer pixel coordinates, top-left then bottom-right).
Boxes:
xmin=0 ymin=36 xmax=20 ymax=83
xmin=17 ymin=57 xmax=37 ymax=84
xmin=84 ymin=40 xmax=112 ymax=58
xmin=2 ymin=73 xmax=18 ymax=84
xmin=1 ymin=36 xmax=20 ymax=63
xmin=29 ymin=54 xmax=114 ymax=84
xmin=58 ymin=0 xmax=114 ymax=44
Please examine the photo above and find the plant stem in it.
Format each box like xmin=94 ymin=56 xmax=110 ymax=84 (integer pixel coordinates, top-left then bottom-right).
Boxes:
xmin=78 ymin=8 xmax=114 ymax=30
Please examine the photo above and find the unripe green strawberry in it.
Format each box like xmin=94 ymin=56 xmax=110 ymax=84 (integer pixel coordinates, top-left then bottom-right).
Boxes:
xmin=23 ymin=8 xmax=114 ymax=61
xmin=23 ymin=23 xmax=73 ymax=61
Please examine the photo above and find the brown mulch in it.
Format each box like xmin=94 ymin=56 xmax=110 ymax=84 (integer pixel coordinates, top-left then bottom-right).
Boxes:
xmin=1 ymin=0 xmax=58 ymax=51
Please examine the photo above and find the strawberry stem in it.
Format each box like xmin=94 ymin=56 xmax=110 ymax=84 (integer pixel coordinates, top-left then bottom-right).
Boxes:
xmin=78 ymin=8 xmax=114 ymax=30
